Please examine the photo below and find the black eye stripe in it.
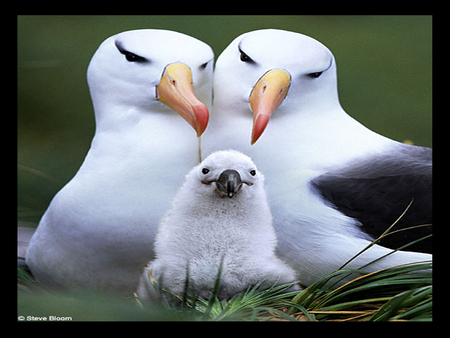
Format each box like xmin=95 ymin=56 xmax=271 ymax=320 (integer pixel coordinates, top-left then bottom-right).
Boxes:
xmin=125 ymin=52 xmax=145 ymax=62
xmin=240 ymin=50 xmax=252 ymax=62
xmin=307 ymin=59 xmax=332 ymax=78
xmin=308 ymin=71 xmax=323 ymax=78
xmin=238 ymin=42 xmax=256 ymax=64
xmin=114 ymin=40 xmax=148 ymax=63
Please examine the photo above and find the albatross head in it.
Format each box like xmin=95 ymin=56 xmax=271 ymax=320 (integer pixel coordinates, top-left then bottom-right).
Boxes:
xmin=213 ymin=29 xmax=339 ymax=144
xmin=87 ymin=29 xmax=213 ymax=136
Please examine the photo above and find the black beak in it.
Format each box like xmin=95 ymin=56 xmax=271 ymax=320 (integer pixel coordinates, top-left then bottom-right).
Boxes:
xmin=215 ymin=169 xmax=243 ymax=198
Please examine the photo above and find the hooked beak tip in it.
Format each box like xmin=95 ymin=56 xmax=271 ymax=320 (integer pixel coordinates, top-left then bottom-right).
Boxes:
xmin=251 ymin=113 xmax=271 ymax=145
xmin=193 ymin=103 xmax=209 ymax=137
xmin=215 ymin=169 xmax=243 ymax=198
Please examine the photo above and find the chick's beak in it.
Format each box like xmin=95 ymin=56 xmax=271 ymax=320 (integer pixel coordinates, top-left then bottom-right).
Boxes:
xmin=249 ymin=69 xmax=291 ymax=144
xmin=215 ymin=169 xmax=243 ymax=198
xmin=156 ymin=62 xmax=209 ymax=137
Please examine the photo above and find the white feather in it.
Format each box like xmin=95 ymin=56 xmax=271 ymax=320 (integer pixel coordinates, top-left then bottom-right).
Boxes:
xmin=150 ymin=150 xmax=299 ymax=300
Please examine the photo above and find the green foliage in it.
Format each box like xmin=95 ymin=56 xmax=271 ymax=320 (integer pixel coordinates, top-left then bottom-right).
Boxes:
xmin=18 ymin=255 xmax=432 ymax=321
xmin=289 ymin=262 xmax=432 ymax=321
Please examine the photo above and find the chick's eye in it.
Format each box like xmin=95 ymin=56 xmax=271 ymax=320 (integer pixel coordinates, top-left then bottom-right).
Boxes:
xmin=249 ymin=170 xmax=256 ymax=176
xmin=202 ymin=168 xmax=210 ymax=175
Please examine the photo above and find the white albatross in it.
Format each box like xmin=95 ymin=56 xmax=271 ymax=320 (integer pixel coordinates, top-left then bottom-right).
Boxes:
xmin=202 ymin=29 xmax=431 ymax=286
xmin=26 ymin=29 xmax=214 ymax=295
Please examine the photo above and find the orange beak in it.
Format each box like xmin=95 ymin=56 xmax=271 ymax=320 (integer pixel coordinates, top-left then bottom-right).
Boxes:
xmin=249 ymin=69 xmax=291 ymax=144
xmin=156 ymin=63 xmax=209 ymax=137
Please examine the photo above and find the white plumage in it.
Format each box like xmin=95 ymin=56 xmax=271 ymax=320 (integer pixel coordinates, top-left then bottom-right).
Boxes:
xmin=203 ymin=29 xmax=431 ymax=286
xmin=150 ymin=150 xmax=299 ymax=300
xmin=26 ymin=29 xmax=213 ymax=295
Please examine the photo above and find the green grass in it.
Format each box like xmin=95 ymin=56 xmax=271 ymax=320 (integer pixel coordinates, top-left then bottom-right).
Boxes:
xmin=144 ymin=261 xmax=432 ymax=322
xmin=18 ymin=259 xmax=432 ymax=322
xmin=288 ymin=261 xmax=432 ymax=321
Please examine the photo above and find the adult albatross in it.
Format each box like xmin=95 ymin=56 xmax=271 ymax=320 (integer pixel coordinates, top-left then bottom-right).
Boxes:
xmin=202 ymin=29 xmax=431 ymax=286
xmin=26 ymin=29 xmax=213 ymax=294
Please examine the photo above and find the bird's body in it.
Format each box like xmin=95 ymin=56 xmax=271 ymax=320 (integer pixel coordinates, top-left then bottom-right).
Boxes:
xmin=203 ymin=29 xmax=431 ymax=286
xmin=150 ymin=150 xmax=299 ymax=300
xmin=26 ymin=29 xmax=213 ymax=294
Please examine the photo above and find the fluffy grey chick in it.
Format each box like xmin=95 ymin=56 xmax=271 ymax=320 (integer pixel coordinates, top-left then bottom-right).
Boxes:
xmin=149 ymin=150 xmax=299 ymax=300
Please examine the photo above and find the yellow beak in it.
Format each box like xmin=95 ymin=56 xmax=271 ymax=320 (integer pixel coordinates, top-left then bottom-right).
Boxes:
xmin=249 ymin=69 xmax=291 ymax=144
xmin=156 ymin=63 xmax=209 ymax=137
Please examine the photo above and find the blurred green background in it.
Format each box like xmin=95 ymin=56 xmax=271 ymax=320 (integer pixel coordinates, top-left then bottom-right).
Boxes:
xmin=18 ymin=15 xmax=432 ymax=225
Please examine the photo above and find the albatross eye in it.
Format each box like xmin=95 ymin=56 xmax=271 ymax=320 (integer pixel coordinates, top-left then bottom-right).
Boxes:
xmin=308 ymin=71 xmax=323 ymax=78
xmin=240 ymin=51 xmax=251 ymax=62
xmin=239 ymin=49 xmax=255 ymax=63
xmin=124 ymin=52 xmax=142 ymax=62
xmin=122 ymin=51 xmax=147 ymax=63
xmin=115 ymin=41 xmax=147 ymax=63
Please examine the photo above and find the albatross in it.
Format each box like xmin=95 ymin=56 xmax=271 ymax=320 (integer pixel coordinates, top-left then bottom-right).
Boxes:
xmin=202 ymin=29 xmax=431 ymax=286
xmin=26 ymin=29 xmax=213 ymax=294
